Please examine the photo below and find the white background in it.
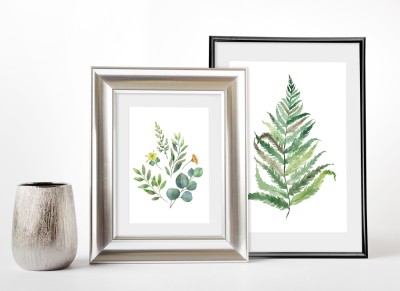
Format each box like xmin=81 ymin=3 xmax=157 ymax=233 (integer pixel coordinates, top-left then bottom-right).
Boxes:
xmin=234 ymin=61 xmax=347 ymax=232
xmin=129 ymin=106 xmax=210 ymax=224
xmin=0 ymin=0 xmax=399 ymax=290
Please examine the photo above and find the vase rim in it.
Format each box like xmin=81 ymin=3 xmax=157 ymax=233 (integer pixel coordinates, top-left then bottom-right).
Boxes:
xmin=18 ymin=182 xmax=70 ymax=188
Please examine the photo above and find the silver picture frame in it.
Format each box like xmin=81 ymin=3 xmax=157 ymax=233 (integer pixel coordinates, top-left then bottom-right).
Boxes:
xmin=90 ymin=68 xmax=248 ymax=263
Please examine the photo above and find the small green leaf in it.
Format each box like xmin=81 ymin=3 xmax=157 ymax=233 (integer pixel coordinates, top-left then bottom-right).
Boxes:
xmin=165 ymin=166 xmax=171 ymax=176
xmin=187 ymin=180 xmax=197 ymax=191
xmin=173 ymin=161 xmax=183 ymax=174
xmin=248 ymin=192 xmax=288 ymax=210
xmin=160 ymin=180 xmax=167 ymax=190
xmin=133 ymin=168 xmax=141 ymax=175
xmin=156 ymin=157 xmax=160 ymax=163
xmin=193 ymin=168 xmax=203 ymax=178
xmin=138 ymin=184 xmax=149 ymax=189
xmin=181 ymin=191 xmax=193 ymax=202
xmin=181 ymin=145 xmax=188 ymax=152
xmin=177 ymin=153 xmax=187 ymax=160
xmin=149 ymin=160 xmax=155 ymax=166
xmin=134 ymin=177 xmax=144 ymax=182
xmin=176 ymin=173 xmax=189 ymax=188
xmin=151 ymin=176 xmax=157 ymax=187
xmin=152 ymin=197 xmax=160 ymax=201
xmin=141 ymin=165 xmax=145 ymax=175
xmin=144 ymin=189 xmax=156 ymax=195
xmin=146 ymin=170 xmax=151 ymax=180
xmin=166 ymin=188 xmax=180 ymax=200
xmin=188 ymin=168 xmax=194 ymax=177
xmin=157 ymin=174 xmax=161 ymax=185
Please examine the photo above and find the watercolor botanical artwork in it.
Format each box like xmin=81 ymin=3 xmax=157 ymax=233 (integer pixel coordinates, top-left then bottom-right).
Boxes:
xmin=229 ymin=61 xmax=347 ymax=233
xmin=129 ymin=106 xmax=210 ymax=224
xmin=132 ymin=122 xmax=204 ymax=208
xmin=248 ymin=75 xmax=336 ymax=218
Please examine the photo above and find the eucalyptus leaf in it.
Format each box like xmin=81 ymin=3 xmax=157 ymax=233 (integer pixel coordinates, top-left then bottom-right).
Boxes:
xmin=146 ymin=170 xmax=151 ymax=180
xmin=188 ymin=168 xmax=194 ymax=177
xmin=175 ymin=173 xmax=189 ymax=188
xmin=152 ymin=197 xmax=160 ymax=201
xmin=133 ymin=168 xmax=141 ymax=175
xmin=187 ymin=180 xmax=197 ymax=191
xmin=134 ymin=177 xmax=144 ymax=182
xmin=181 ymin=191 xmax=193 ymax=202
xmin=138 ymin=184 xmax=149 ymax=189
xmin=141 ymin=165 xmax=145 ymax=175
xmin=193 ymin=168 xmax=203 ymax=178
xmin=166 ymin=188 xmax=180 ymax=200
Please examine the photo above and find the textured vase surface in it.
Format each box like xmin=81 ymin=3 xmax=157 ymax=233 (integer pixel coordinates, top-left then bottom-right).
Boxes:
xmin=12 ymin=183 xmax=77 ymax=271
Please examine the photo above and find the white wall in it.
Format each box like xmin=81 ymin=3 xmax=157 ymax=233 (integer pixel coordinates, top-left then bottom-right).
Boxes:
xmin=0 ymin=0 xmax=399 ymax=289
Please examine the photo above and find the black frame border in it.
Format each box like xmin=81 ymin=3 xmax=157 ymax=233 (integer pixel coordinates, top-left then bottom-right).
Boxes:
xmin=210 ymin=36 xmax=367 ymax=258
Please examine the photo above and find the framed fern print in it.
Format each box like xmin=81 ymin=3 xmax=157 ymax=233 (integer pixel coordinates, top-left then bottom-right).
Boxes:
xmin=91 ymin=68 xmax=248 ymax=262
xmin=210 ymin=37 xmax=367 ymax=258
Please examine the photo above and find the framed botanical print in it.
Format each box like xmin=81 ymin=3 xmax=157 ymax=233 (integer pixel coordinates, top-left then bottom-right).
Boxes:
xmin=90 ymin=67 xmax=248 ymax=262
xmin=210 ymin=37 xmax=367 ymax=257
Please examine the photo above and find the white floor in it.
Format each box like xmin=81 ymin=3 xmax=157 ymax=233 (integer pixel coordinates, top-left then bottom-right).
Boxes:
xmin=1 ymin=236 xmax=399 ymax=291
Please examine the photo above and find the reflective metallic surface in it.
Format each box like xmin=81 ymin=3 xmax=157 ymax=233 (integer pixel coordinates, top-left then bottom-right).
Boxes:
xmin=12 ymin=183 xmax=77 ymax=270
xmin=91 ymin=68 xmax=248 ymax=263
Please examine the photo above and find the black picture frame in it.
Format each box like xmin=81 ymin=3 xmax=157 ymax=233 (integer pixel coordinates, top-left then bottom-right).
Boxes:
xmin=210 ymin=36 xmax=367 ymax=258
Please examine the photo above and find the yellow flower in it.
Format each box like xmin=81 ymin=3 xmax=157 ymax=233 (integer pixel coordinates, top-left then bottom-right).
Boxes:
xmin=191 ymin=154 xmax=198 ymax=165
xmin=145 ymin=151 xmax=157 ymax=162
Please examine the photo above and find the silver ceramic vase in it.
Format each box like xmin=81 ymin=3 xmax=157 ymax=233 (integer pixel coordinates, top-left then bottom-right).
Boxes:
xmin=12 ymin=183 xmax=78 ymax=271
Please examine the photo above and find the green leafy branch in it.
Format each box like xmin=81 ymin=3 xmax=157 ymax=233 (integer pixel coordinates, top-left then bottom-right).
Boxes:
xmin=155 ymin=122 xmax=169 ymax=158
xmin=133 ymin=165 xmax=167 ymax=202
xmin=165 ymin=133 xmax=188 ymax=177
xmin=248 ymin=75 xmax=336 ymax=218
xmin=166 ymin=167 xmax=203 ymax=208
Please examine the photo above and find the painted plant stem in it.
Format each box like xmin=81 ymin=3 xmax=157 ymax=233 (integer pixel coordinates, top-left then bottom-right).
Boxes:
xmin=133 ymin=123 xmax=203 ymax=208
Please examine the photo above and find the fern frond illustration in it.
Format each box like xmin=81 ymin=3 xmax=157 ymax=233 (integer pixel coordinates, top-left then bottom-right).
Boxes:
xmin=248 ymin=75 xmax=336 ymax=218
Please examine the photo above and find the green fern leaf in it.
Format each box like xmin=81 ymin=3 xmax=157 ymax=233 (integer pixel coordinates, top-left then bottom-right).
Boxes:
xmin=255 ymin=166 xmax=287 ymax=199
xmin=291 ymin=170 xmax=336 ymax=205
xmin=262 ymin=121 xmax=284 ymax=144
xmin=259 ymin=133 xmax=284 ymax=153
xmin=255 ymin=133 xmax=284 ymax=164
xmin=280 ymin=102 xmax=290 ymax=114
xmin=254 ymin=140 xmax=283 ymax=175
xmin=287 ymin=138 xmax=319 ymax=164
xmin=287 ymin=112 xmax=310 ymax=125
xmin=288 ymin=151 xmax=325 ymax=183
xmin=276 ymin=107 xmax=287 ymax=128
xmin=287 ymin=117 xmax=310 ymax=136
xmin=277 ymin=104 xmax=288 ymax=121
xmin=288 ymin=164 xmax=332 ymax=196
xmin=286 ymin=142 xmax=318 ymax=175
xmin=289 ymin=102 xmax=303 ymax=117
xmin=250 ymin=75 xmax=336 ymax=218
xmin=248 ymin=192 xmax=289 ymax=210
xmin=268 ymin=113 xmax=285 ymax=135
xmin=255 ymin=158 xmax=286 ymax=189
